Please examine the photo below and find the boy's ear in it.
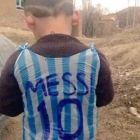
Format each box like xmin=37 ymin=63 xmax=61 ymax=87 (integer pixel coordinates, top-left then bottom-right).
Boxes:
xmin=22 ymin=13 xmax=35 ymax=30
xmin=72 ymin=11 xmax=80 ymax=26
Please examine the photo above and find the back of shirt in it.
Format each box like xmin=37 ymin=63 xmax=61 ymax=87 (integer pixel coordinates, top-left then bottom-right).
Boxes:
xmin=14 ymin=44 xmax=100 ymax=140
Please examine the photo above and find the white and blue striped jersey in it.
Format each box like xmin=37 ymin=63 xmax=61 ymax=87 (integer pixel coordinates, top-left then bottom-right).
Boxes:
xmin=14 ymin=43 xmax=100 ymax=140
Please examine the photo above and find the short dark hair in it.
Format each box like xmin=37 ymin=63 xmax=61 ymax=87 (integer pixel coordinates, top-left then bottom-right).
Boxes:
xmin=24 ymin=0 xmax=74 ymax=18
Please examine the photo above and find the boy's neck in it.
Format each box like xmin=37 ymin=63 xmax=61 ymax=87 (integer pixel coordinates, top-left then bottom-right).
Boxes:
xmin=34 ymin=15 xmax=72 ymax=40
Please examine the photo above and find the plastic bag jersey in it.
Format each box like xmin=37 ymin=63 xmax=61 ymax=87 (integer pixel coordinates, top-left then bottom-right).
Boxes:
xmin=0 ymin=35 xmax=16 ymax=133
xmin=14 ymin=43 xmax=100 ymax=140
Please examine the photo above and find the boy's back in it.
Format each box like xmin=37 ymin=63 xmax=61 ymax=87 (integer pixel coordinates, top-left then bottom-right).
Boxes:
xmin=14 ymin=35 xmax=100 ymax=139
xmin=0 ymin=0 xmax=114 ymax=140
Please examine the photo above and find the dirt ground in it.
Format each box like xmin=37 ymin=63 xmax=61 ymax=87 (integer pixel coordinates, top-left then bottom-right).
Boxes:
xmin=0 ymin=26 xmax=140 ymax=140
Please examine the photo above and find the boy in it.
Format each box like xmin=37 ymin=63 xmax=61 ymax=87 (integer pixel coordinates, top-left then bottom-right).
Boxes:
xmin=0 ymin=0 xmax=114 ymax=139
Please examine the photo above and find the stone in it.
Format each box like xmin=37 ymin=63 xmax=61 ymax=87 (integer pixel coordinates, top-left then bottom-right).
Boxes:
xmin=129 ymin=107 xmax=140 ymax=117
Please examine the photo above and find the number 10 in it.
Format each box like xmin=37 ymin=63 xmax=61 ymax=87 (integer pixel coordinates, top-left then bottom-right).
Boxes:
xmin=38 ymin=99 xmax=83 ymax=140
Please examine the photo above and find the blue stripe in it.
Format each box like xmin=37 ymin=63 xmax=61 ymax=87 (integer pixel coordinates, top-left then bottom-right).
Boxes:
xmin=47 ymin=58 xmax=58 ymax=140
xmin=22 ymin=114 xmax=25 ymax=140
xmin=29 ymin=51 xmax=46 ymax=140
xmin=87 ymin=49 xmax=98 ymax=139
xmin=62 ymin=57 xmax=71 ymax=133
xmin=77 ymin=50 xmax=87 ymax=140
xmin=17 ymin=50 xmax=36 ymax=140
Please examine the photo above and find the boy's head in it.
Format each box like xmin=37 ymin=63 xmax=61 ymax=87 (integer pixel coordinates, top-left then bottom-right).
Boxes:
xmin=24 ymin=0 xmax=80 ymax=39
xmin=24 ymin=0 xmax=74 ymax=17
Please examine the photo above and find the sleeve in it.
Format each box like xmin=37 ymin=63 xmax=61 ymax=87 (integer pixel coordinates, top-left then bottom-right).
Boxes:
xmin=0 ymin=51 xmax=24 ymax=117
xmin=95 ymin=49 xmax=114 ymax=107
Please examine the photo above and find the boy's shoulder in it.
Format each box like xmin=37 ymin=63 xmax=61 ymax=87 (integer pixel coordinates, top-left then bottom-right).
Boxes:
xmin=1 ymin=50 xmax=21 ymax=76
xmin=5 ymin=43 xmax=29 ymax=71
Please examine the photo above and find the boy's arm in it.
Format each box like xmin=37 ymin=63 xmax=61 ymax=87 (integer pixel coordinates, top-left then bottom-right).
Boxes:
xmin=96 ymin=50 xmax=114 ymax=107
xmin=0 ymin=51 xmax=23 ymax=117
